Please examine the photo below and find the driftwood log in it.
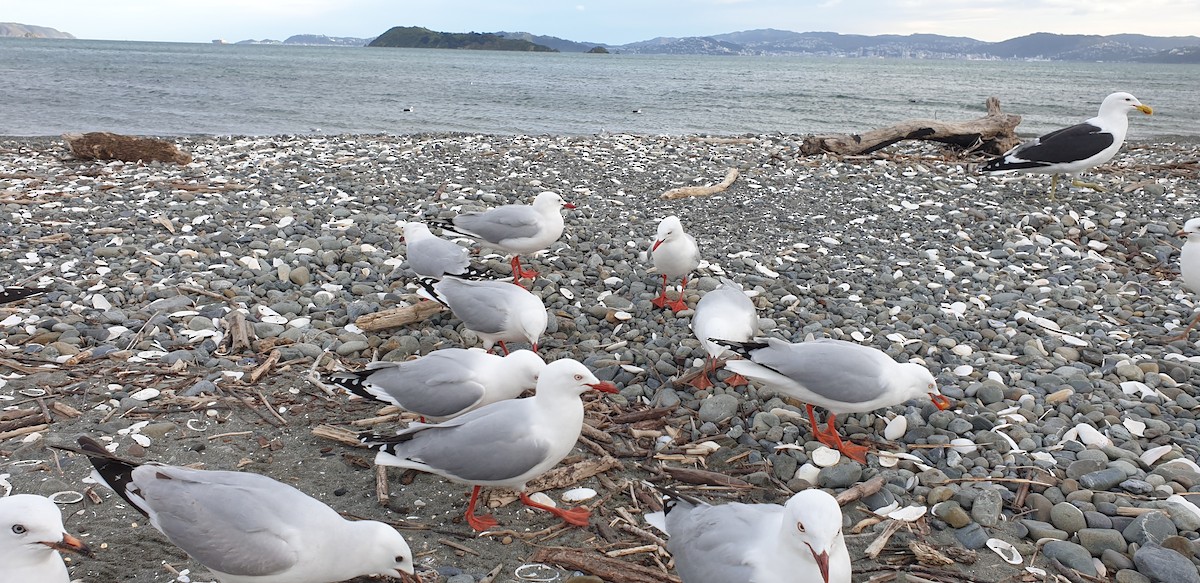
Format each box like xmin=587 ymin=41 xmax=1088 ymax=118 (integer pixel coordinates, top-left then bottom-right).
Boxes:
xmin=63 ymin=132 xmax=192 ymax=165
xmin=354 ymin=301 xmax=446 ymax=332
xmin=799 ymin=97 xmax=1022 ymax=157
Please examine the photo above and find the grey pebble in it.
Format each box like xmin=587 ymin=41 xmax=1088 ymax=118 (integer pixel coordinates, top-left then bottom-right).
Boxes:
xmin=1133 ymin=544 xmax=1200 ymax=583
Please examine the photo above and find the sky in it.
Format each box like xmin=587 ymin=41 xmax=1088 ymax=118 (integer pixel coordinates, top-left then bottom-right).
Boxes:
xmin=2 ymin=0 xmax=1196 ymax=45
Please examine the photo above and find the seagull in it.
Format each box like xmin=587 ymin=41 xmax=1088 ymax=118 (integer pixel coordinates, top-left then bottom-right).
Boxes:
xmin=431 ymin=191 xmax=574 ymax=283
xmin=423 ymin=276 xmax=548 ymax=354
xmin=981 ymin=92 xmax=1152 ymax=198
xmin=399 ymin=221 xmax=483 ymax=280
xmin=65 ymin=436 xmax=418 ymax=583
xmin=689 ymin=278 xmax=759 ymax=389
xmin=650 ymin=215 xmax=701 ymax=311
xmin=645 ymin=488 xmax=851 ymax=583
xmin=1167 ymin=217 xmax=1200 ymax=341
xmin=0 ymin=286 xmax=46 ymax=305
xmin=0 ymin=494 xmax=94 ymax=583
xmin=719 ymin=338 xmax=951 ymax=463
xmin=326 ymin=348 xmax=545 ymax=422
xmin=360 ymin=358 xmax=618 ymax=531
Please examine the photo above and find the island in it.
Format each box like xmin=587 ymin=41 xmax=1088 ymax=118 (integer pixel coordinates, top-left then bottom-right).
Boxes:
xmin=368 ymin=26 xmax=555 ymax=51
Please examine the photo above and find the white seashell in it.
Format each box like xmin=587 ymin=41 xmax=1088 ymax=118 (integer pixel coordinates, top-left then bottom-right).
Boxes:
xmin=883 ymin=416 xmax=907 ymax=440
xmin=685 ymin=441 xmax=721 ymax=455
xmin=953 ymin=364 xmax=973 ymax=377
xmin=92 ymin=294 xmax=112 ymax=310
xmin=561 ymin=487 xmax=597 ymax=503
xmin=811 ymin=446 xmax=841 ymax=467
xmin=1 ymin=314 xmax=22 ymax=327
xmin=1073 ymin=423 xmax=1111 ymax=447
xmin=987 ymin=538 xmax=1022 ymax=565
xmin=613 ymin=310 xmax=632 ymax=321
xmin=793 ymin=463 xmax=821 ymax=484
xmin=950 ymin=438 xmax=978 ymax=454
xmin=951 ymin=344 xmax=973 ymax=357
xmin=1026 ymin=567 xmax=1047 ymax=577
xmin=256 ymin=305 xmax=289 ymax=325
xmin=49 ymin=491 xmax=84 ymax=504
xmin=186 ymin=419 xmax=210 ymax=431
xmin=130 ymin=433 xmax=152 ymax=447
xmin=1120 ymin=381 xmax=1156 ymax=400
xmin=239 ymin=256 xmax=261 ymax=271
xmin=19 ymin=388 xmax=46 ymax=397
xmin=755 ymin=263 xmax=779 ymax=278
xmin=559 ymin=287 xmax=574 ymax=300
xmin=885 ymin=505 xmax=927 ymax=522
xmin=1123 ymin=418 xmax=1146 ymax=438
xmin=619 ymin=364 xmax=644 ymax=374
xmin=277 ymin=216 xmax=295 ymax=228
xmin=129 ymin=388 xmax=161 ymax=401
xmin=106 ymin=326 xmax=131 ymax=341
xmin=850 ymin=330 xmax=866 ymax=342
xmin=526 ymin=492 xmax=556 ymax=508
xmin=1141 ymin=445 xmax=1172 ymax=466
xmin=287 ymin=317 xmax=311 ymax=328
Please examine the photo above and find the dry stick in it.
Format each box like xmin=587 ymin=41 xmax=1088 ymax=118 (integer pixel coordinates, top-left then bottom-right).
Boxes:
xmin=660 ymin=466 xmax=752 ymax=489
xmin=354 ymin=302 xmax=447 ymax=332
xmin=249 ymin=350 xmax=282 ymax=384
xmin=312 ymin=424 xmax=363 ymax=447
xmin=437 ymin=538 xmax=481 ymax=557
xmin=605 ymin=544 xmax=660 ymax=558
xmin=532 ymin=547 xmax=682 ymax=583
xmin=836 ymin=475 xmax=887 ymax=506
xmin=0 ymin=424 xmax=49 ymax=441
xmin=865 ymin=519 xmax=904 ymax=560
xmin=255 ymin=390 xmax=288 ymax=426
xmin=660 ymin=168 xmax=739 ymax=200
xmin=608 ymin=407 xmax=676 ymax=425
xmin=478 ymin=564 xmax=504 ymax=583
xmin=375 ymin=465 xmax=389 ymax=507
xmin=206 ymin=430 xmax=253 ymax=441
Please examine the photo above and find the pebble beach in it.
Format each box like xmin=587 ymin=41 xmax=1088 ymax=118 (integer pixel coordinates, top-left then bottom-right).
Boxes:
xmin=3 ymin=132 xmax=1200 ymax=583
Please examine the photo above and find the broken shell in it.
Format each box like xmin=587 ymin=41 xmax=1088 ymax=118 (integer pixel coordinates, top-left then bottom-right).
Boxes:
xmin=883 ymin=416 xmax=907 ymax=440
xmin=129 ymin=388 xmax=160 ymax=401
xmin=951 ymin=344 xmax=973 ymax=357
xmin=987 ymin=538 xmax=1022 ymax=565
xmin=885 ymin=505 xmax=927 ymax=522
xmin=1141 ymin=445 xmax=1172 ymax=466
xmin=953 ymin=364 xmax=974 ymax=376
xmin=1046 ymin=388 xmax=1074 ymax=404
xmin=130 ymin=433 xmax=152 ymax=448
xmin=811 ymin=446 xmax=841 ymax=467
xmin=1123 ymin=418 xmax=1147 ymax=438
xmin=561 ymin=487 xmax=597 ymax=503
xmin=950 ymin=438 xmax=978 ymax=455
xmin=525 ymin=492 xmax=556 ymax=508
xmin=1073 ymin=423 xmax=1112 ymax=447
xmin=256 ymin=305 xmax=289 ymax=325
xmin=877 ymin=451 xmax=900 ymax=468
xmin=186 ymin=419 xmax=210 ymax=431
xmin=793 ymin=463 xmax=821 ymax=484
xmin=613 ymin=310 xmax=632 ymax=321
xmin=685 ymin=441 xmax=721 ymax=455
xmin=18 ymin=388 xmax=46 ymax=397
xmin=49 ymin=491 xmax=84 ymax=504
xmin=559 ymin=287 xmax=574 ymax=300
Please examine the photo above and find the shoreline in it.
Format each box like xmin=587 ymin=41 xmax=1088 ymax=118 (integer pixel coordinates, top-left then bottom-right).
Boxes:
xmin=2 ymin=133 xmax=1200 ymax=582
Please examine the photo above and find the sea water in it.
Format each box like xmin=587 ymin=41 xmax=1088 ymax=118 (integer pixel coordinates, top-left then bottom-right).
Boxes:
xmin=1 ymin=37 xmax=1195 ymax=138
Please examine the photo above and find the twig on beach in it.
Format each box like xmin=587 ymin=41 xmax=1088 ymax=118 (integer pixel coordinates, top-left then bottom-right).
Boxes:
xmin=311 ymin=424 xmax=363 ymax=447
xmin=865 ymin=519 xmax=904 ymax=559
xmin=354 ymin=301 xmax=447 ymax=332
xmin=249 ymin=350 xmax=281 ymax=384
xmin=836 ymin=475 xmax=887 ymax=506
xmin=660 ymin=168 xmax=739 ymax=200
xmin=531 ymin=547 xmax=682 ymax=583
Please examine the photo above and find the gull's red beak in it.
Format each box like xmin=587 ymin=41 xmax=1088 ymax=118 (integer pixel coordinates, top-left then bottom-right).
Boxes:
xmin=44 ymin=532 xmax=95 ymax=559
xmin=587 ymin=381 xmax=619 ymax=394
xmin=931 ymin=394 xmax=952 ymax=410
xmin=1178 ymin=230 xmax=1189 ymax=238
xmin=651 ymin=239 xmax=664 ymax=251
xmin=809 ymin=546 xmax=831 ymax=583
xmin=563 ymin=202 xmax=577 ymax=209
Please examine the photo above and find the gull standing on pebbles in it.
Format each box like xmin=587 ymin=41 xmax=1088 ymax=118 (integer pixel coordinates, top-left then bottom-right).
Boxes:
xmin=1167 ymin=217 xmax=1200 ymax=341
xmin=689 ymin=278 xmax=759 ymax=389
xmin=0 ymin=494 xmax=94 ymax=583
xmin=719 ymin=338 xmax=951 ymax=463
xmin=423 ymin=276 xmax=547 ymax=354
xmin=650 ymin=215 xmax=701 ymax=312
xmin=65 ymin=437 xmax=418 ymax=583
xmin=645 ymin=488 xmax=851 ymax=583
xmin=361 ymin=358 xmax=618 ymax=531
xmin=326 ymin=348 xmax=545 ymax=421
xmin=432 ymin=191 xmax=574 ymax=284
xmin=399 ymin=221 xmax=483 ymax=280
xmin=981 ymin=91 xmax=1152 ymax=198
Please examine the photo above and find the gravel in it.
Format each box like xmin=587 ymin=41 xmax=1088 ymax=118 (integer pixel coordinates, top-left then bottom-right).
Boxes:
xmin=2 ymin=133 xmax=1200 ymax=582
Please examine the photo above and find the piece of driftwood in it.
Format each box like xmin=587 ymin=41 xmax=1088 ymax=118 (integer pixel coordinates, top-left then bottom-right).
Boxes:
xmin=660 ymin=466 xmax=752 ymax=489
xmin=354 ymin=302 xmax=447 ymax=332
xmin=835 ymin=475 xmax=886 ymax=506
xmin=532 ymin=547 xmax=682 ymax=583
xmin=63 ymin=132 xmax=192 ymax=165
xmin=799 ymin=96 xmax=1022 ymax=157
xmin=661 ymin=168 xmax=738 ymax=199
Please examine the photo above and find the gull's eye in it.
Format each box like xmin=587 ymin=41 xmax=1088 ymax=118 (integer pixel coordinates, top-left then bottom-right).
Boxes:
xmin=796 ymin=521 xmax=806 ymax=533
xmin=12 ymin=524 xmax=27 ymax=535
xmin=574 ymin=374 xmax=583 ymax=381
xmin=394 ymin=555 xmax=406 ymax=563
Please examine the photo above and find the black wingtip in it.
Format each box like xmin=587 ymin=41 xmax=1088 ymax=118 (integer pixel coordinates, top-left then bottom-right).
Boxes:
xmin=416 ymin=277 xmax=450 ymax=308
xmin=459 ymin=264 xmax=491 ymax=280
xmin=0 ymin=286 xmax=46 ymax=305
xmin=324 ymin=371 xmax=377 ymax=401
xmin=357 ymin=431 xmax=416 ymax=455
xmin=72 ymin=436 xmax=148 ymax=517
xmin=712 ymin=338 xmax=767 ymax=356
xmin=645 ymin=482 xmax=705 ymax=515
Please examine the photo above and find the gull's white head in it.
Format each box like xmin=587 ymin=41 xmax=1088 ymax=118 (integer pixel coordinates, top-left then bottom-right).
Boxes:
xmin=401 ymin=221 xmax=432 ymax=242
xmin=0 ymin=494 xmax=93 ymax=574
xmin=538 ymin=358 xmax=618 ymax=397
xmin=653 ymin=215 xmax=685 ymax=251
xmin=357 ymin=522 xmax=417 ymax=581
xmin=1178 ymin=218 xmax=1200 ymax=240
xmin=781 ymin=490 xmax=846 ymax=583
xmin=533 ymin=191 xmax=575 ymax=211
xmin=1099 ymin=92 xmax=1153 ymax=117
xmin=895 ymin=362 xmax=952 ymax=411
xmin=502 ymin=349 xmax=548 ymax=391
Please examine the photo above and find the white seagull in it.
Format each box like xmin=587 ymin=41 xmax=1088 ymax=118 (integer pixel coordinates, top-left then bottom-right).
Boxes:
xmin=432 ymin=191 xmax=574 ymax=283
xmin=689 ymin=278 xmax=759 ymax=389
xmin=1169 ymin=217 xmax=1200 ymax=341
xmin=0 ymin=494 xmax=94 ymax=583
xmin=68 ymin=437 xmax=418 ymax=583
xmin=650 ymin=215 xmax=701 ymax=312
xmin=720 ymin=338 xmax=951 ymax=463
xmin=424 ymin=276 xmax=548 ymax=354
xmin=400 ymin=221 xmax=481 ymax=280
xmin=645 ymin=488 xmax=851 ymax=583
xmin=981 ymin=91 xmax=1152 ymax=198
xmin=326 ymin=348 xmax=546 ymax=422
xmin=361 ymin=358 xmax=617 ymax=531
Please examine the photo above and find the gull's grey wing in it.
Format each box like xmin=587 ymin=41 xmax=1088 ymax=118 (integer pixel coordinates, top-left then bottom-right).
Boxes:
xmin=746 ymin=339 xmax=889 ymax=404
xmin=133 ymin=465 xmax=303 ymax=577
xmin=389 ymin=400 xmax=551 ymax=482
xmin=667 ymin=502 xmax=777 ymax=583
xmin=454 ymin=205 xmax=541 ymax=243
xmin=408 ymin=236 xmax=470 ymax=277
xmin=439 ymin=281 xmax=517 ymax=334
xmin=365 ymin=351 xmax=487 ymax=417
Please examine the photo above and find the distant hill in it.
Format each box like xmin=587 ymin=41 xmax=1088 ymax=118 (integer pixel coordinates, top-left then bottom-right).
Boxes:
xmin=1140 ymin=45 xmax=1200 ymax=64
xmin=0 ymin=22 xmax=74 ymax=39
xmin=494 ymin=31 xmax=600 ymax=52
xmin=237 ymin=34 xmax=375 ymax=46
xmin=369 ymin=26 xmax=555 ymax=51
